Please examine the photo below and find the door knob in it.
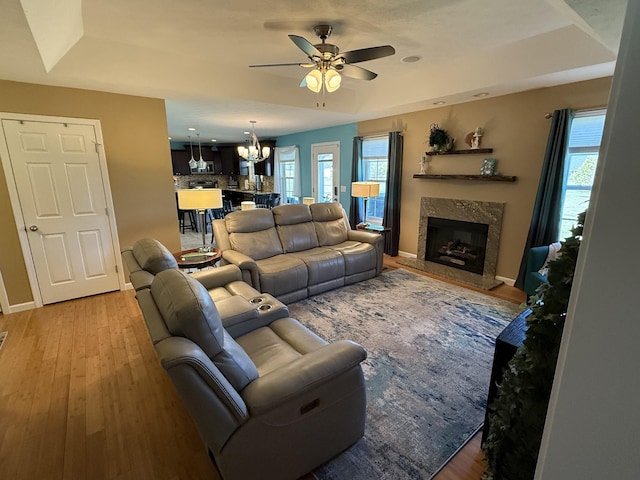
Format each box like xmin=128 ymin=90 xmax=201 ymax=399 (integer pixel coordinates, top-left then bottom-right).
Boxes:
xmin=29 ymin=225 xmax=38 ymax=231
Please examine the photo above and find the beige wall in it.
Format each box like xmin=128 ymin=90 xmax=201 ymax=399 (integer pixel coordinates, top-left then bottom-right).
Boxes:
xmin=0 ymin=80 xmax=180 ymax=306
xmin=358 ymin=77 xmax=612 ymax=281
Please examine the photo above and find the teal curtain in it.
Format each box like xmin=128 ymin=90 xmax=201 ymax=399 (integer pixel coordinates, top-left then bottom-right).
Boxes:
xmin=515 ymin=109 xmax=572 ymax=289
xmin=383 ymin=131 xmax=403 ymax=256
xmin=349 ymin=136 xmax=363 ymax=228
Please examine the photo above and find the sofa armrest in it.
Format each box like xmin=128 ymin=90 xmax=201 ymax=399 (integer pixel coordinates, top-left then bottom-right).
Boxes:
xmin=347 ymin=229 xmax=380 ymax=244
xmin=190 ymin=264 xmax=242 ymax=290
xmin=241 ymin=340 xmax=367 ymax=415
xmin=222 ymin=250 xmax=260 ymax=289
xmin=347 ymin=229 xmax=384 ymax=274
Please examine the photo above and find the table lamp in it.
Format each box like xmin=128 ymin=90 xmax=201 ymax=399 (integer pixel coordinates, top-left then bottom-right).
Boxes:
xmin=351 ymin=181 xmax=380 ymax=226
xmin=177 ymin=188 xmax=223 ymax=253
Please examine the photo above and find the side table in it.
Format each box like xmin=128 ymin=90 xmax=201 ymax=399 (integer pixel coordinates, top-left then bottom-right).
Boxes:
xmin=173 ymin=248 xmax=222 ymax=270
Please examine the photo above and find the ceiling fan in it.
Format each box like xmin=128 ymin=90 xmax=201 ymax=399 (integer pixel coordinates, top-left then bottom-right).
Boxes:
xmin=249 ymin=25 xmax=395 ymax=98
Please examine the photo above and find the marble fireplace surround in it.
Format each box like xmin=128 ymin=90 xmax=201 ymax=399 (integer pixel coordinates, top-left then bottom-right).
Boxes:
xmin=398 ymin=197 xmax=505 ymax=290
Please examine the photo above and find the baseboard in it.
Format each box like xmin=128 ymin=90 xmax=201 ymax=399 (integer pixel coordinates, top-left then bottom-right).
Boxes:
xmin=495 ymin=275 xmax=515 ymax=287
xmin=124 ymin=282 xmax=134 ymax=291
xmin=397 ymin=250 xmax=416 ymax=258
xmin=6 ymin=301 xmax=37 ymax=313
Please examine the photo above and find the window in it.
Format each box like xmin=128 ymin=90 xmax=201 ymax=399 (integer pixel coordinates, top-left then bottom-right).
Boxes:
xmin=362 ymin=136 xmax=389 ymax=225
xmin=558 ymin=109 xmax=606 ymax=239
xmin=274 ymin=146 xmax=300 ymax=204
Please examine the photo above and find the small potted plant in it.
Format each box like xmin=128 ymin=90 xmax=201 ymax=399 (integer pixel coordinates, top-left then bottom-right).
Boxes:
xmin=428 ymin=123 xmax=449 ymax=152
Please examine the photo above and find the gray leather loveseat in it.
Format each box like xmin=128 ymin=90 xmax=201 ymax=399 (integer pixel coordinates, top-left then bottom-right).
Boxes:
xmin=122 ymin=238 xmax=288 ymax=336
xmin=137 ymin=268 xmax=368 ymax=480
xmin=213 ymin=202 xmax=384 ymax=303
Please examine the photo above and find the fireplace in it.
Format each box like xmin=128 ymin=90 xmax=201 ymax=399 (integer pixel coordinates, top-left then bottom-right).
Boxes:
xmin=397 ymin=197 xmax=505 ymax=289
xmin=425 ymin=217 xmax=489 ymax=275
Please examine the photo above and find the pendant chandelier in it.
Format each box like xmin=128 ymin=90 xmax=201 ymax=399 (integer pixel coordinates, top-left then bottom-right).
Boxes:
xmin=237 ymin=121 xmax=270 ymax=162
xmin=196 ymin=133 xmax=207 ymax=171
xmin=188 ymin=135 xmax=198 ymax=170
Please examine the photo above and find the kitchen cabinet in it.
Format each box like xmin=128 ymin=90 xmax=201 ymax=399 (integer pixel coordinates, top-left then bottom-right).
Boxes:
xmin=220 ymin=146 xmax=240 ymax=175
xmin=171 ymin=149 xmax=191 ymax=175
xmin=254 ymin=140 xmax=275 ymax=176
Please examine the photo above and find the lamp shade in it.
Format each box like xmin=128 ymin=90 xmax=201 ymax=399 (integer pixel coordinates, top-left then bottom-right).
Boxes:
xmin=325 ymin=69 xmax=341 ymax=92
xmin=302 ymin=197 xmax=315 ymax=205
xmin=177 ymin=188 xmax=223 ymax=210
xmin=351 ymin=182 xmax=380 ymax=198
xmin=305 ymin=69 xmax=322 ymax=93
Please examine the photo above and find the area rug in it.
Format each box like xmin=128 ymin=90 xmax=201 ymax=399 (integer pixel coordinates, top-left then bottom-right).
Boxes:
xmin=286 ymin=268 xmax=522 ymax=480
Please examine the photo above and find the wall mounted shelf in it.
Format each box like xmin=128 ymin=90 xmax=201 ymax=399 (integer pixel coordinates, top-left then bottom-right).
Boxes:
xmin=425 ymin=148 xmax=493 ymax=156
xmin=412 ymin=174 xmax=517 ymax=182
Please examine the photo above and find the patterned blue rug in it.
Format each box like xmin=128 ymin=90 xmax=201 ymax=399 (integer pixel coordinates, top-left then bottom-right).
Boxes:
xmin=286 ymin=268 xmax=522 ymax=480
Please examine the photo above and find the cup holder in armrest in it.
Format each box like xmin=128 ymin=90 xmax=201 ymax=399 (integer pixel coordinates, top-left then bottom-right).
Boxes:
xmin=249 ymin=297 xmax=264 ymax=304
xmin=258 ymin=304 xmax=272 ymax=311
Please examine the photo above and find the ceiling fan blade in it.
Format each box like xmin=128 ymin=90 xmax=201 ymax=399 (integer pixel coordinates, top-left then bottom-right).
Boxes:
xmin=249 ymin=62 xmax=311 ymax=68
xmin=340 ymin=45 xmax=395 ymax=64
xmin=336 ymin=64 xmax=378 ymax=81
xmin=288 ymin=34 xmax=322 ymax=59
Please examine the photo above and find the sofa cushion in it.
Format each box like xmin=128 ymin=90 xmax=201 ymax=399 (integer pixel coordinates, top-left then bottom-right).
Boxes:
xmin=229 ymin=229 xmax=283 ymax=260
xmin=277 ymin=222 xmax=319 ymax=253
xmin=255 ymin=255 xmax=308 ymax=296
xmin=310 ymin=203 xmax=349 ymax=246
xmin=132 ymin=237 xmax=178 ymax=274
xmin=151 ymin=269 xmax=258 ymax=391
xmin=272 ymin=204 xmax=313 ymax=225
xmin=327 ymin=241 xmax=378 ymax=276
xmin=225 ymin=209 xmax=284 ymax=260
xmin=289 ymin=247 xmax=345 ymax=285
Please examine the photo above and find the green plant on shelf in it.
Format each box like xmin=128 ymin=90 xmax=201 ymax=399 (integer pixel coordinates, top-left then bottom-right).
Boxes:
xmin=428 ymin=123 xmax=449 ymax=152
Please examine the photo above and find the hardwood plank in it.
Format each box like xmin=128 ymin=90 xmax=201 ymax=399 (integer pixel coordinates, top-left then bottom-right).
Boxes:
xmin=0 ymin=291 xmax=217 ymax=480
xmin=0 ymin=258 xmax=513 ymax=480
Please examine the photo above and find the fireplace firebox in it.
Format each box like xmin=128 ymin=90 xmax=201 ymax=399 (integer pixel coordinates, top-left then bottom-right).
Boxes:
xmin=425 ymin=217 xmax=489 ymax=275
xmin=396 ymin=197 xmax=505 ymax=290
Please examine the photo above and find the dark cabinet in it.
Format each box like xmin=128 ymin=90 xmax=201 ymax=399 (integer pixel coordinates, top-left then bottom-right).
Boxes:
xmin=171 ymin=149 xmax=191 ymax=175
xmin=172 ymin=145 xmax=222 ymax=174
xmin=254 ymin=140 xmax=275 ymax=176
xmin=220 ymin=146 xmax=240 ymax=175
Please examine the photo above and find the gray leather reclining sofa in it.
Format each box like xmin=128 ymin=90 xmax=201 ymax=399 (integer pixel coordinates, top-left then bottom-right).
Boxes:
xmin=213 ymin=202 xmax=384 ymax=303
xmin=122 ymin=239 xmax=368 ymax=479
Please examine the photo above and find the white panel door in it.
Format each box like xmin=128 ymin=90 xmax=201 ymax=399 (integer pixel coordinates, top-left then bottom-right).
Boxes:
xmin=2 ymin=119 xmax=120 ymax=304
xmin=311 ymin=142 xmax=340 ymax=203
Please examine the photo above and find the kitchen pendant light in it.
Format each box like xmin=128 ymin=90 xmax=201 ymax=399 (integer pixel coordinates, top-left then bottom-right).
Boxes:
xmin=196 ymin=133 xmax=207 ymax=171
xmin=188 ymin=135 xmax=197 ymax=170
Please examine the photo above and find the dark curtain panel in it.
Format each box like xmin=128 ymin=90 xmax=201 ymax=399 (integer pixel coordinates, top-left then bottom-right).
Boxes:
xmin=349 ymin=136 xmax=363 ymax=228
xmin=383 ymin=131 xmax=403 ymax=256
xmin=515 ymin=108 xmax=572 ymax=289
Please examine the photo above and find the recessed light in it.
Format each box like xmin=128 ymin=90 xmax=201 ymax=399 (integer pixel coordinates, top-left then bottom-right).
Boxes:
xmin=187 ymin=127 xmax=196 ymax=131
xmin=168 ymin=136 xmax=172 ymax=140
xmin=473 ymin=92 xmax=489 ymax=98
xmin=210 ymin=139 xmax=217 ymax=142
xmin=243 ymin=131 xmax=250 ymax=135
xmin=433 ymin=101 xmax=446 ymax=105
xmin=401 ymin=55 xmax=421 ymax=63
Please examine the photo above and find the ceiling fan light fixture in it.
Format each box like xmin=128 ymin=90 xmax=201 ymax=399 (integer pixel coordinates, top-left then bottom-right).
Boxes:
xmin=325 ymin=68 xmax=341 ymax=92
xmin=305 ymin=69 xmax=323 ymax=93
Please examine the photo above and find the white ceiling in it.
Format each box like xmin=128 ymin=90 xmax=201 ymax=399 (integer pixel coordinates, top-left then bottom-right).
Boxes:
xmin=0 ymin=0 xmax=627 ymax=143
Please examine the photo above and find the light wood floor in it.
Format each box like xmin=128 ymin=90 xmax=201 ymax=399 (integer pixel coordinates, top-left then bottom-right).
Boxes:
xmin=0 ymin=257 xmax=524 ymax=480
